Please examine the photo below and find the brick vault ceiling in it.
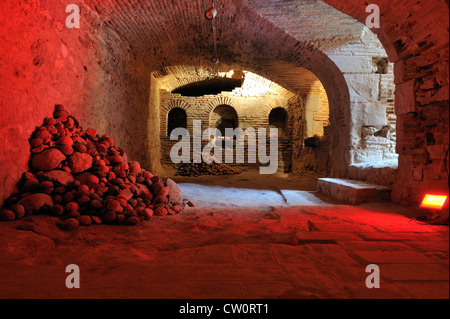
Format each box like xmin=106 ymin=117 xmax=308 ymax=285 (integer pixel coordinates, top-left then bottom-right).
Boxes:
xmin=83 ymin=0 xmax=364 ymax=97
xmin=242 ymin=0 xmax=363 ymax=42
xmin=85 ymin=0 xmax=364 ymax=68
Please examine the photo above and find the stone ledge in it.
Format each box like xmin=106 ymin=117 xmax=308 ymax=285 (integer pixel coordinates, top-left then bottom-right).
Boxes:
xmin=347 ymin=161 xmax=398 ymax=187
xmin=317 ymin=178 xmax=391 ymax=204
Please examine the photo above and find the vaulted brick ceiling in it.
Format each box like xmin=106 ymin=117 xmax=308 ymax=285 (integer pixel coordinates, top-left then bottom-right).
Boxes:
xmin=85 ymin=0 xmax=358 ymax=97
xmin=84 ymin=1 xmax=352 ymax=66
xmin=243 ymin=0 xmax=363 ymax=43
xmin=86 ymin=0 xmax=362 ymax=60
xmin=83 ymin=0 xmax=448 ymax=95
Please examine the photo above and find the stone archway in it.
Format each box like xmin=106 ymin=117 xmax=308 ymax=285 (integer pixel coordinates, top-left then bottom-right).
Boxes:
xmin=320 ymin=0 xmax=449 ymax=203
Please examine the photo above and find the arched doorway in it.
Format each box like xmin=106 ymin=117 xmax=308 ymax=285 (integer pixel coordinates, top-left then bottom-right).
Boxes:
xmin=269 ymin=107 xmax=291 ymax=172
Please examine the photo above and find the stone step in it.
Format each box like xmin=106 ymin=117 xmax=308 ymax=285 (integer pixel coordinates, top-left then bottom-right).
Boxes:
xmin=317 ymin=178 xmax=391 ymax=204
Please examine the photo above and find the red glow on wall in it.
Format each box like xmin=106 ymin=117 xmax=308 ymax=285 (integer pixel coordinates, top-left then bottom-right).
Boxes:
xmin=420 ymin=194 xmax=448 ymax=210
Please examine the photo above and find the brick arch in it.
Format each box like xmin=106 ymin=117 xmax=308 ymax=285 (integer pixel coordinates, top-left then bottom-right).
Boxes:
xmin=157 ymin=52 xmax=350 ymax=177
xmin=265 ymin=103 xmax=289 ymax=118
xmin=163 ymin=99 xmax=190 ymax=113
xmin=268 ymin=107 xmax=290 ymax=133
xmin=205 ymin=97 xmax=241 ymax=120
xmin=137 ymin=2 xmax=352 ymax=175
xmin=209 ymin=104 xmax=240 ymax=136
xmin=98 ymin=0 xmax=446 ymax=204
xmin=268 ymin=106 xmax=288 ymax=119
xmin=161 ymin=99 xmax=191 ymax=137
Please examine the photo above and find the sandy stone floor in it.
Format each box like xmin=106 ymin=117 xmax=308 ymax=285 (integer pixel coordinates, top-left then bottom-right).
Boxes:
xmin=0 ymin=170 xmax=448 ymax=299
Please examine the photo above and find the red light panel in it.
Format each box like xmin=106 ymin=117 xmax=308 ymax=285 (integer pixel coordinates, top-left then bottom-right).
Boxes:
xmin=420 ymin=194 xmax=448 ymax=210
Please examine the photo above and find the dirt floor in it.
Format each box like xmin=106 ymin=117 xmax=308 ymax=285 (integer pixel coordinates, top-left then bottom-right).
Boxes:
xmin=0 ymin=169 xmax=448 ymax=299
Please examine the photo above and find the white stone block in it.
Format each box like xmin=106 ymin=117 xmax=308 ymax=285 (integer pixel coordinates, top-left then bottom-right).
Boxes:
xmin=329 ymin=55 xmax=374 ymax=73
xmin=344 ymin=74 xmax=381 ymax=103
xmin=351 ymin=103 xmax=387 ymax=126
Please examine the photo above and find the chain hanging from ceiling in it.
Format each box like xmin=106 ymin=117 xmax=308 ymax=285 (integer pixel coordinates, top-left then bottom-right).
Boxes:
xmin=203 ymin=0 xmax=219 ymax=78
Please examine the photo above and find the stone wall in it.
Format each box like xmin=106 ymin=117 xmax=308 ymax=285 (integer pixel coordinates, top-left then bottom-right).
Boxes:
xmin=351 ymin=59 xmax=397 ymax=165
xmin=323 ymin=0 xmax=449 ymax=205
xmin=325 ymin=28 xmax=398 ymax=168
xmin=159 ymin=75 xmax=292 ymax=171
xmin=156 ymin=70 xmax=332 ymax=173
xmin=287 ymin=28 xmax=398 ymax=179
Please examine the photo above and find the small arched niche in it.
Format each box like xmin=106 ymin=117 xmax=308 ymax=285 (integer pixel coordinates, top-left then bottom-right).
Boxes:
xmin=210 ymin=105 xmax=238 ymax=136
xmin=269 ymin=107 xmax=288 ymax=131
xmin=167 ymin=107 xmax=187 ymax=137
